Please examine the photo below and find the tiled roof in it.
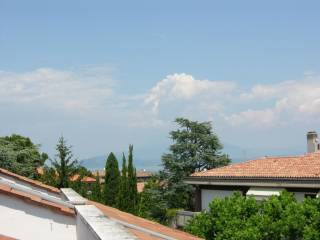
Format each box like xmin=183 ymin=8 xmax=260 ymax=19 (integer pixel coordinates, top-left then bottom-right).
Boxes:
xmin=70 ymin=174 xmax=96 ymax=183
xmin=191 ymin=152 xmax=320 ymax=179
xmin=90 ymin=201 xmax=202 ymax=240
xmin=0 ymin=184 xmax=75 ymax=216
xmin=136 ymin=171 xmax=153 ymax=178
xmin=0 ymin=168 xmax=60 ymax=193
xmin=93 ymin=170 xmax=153 ymax=178
xmin=0 ymin=234 xmax=16 ymax=240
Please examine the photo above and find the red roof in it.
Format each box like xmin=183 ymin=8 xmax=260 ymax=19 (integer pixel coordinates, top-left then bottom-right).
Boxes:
xmin=70 ymin=174 xmax=96 ymax=183
xmin=191 ymin=152 xmax=320 ymax=179
xmin=0 ymin=184 xmax=74 ymax=216
xmin=90 ymin=201 xmax=202 ymax=240
xmin=0 ymin=168 xmax=60 ymax=193
xmin=0 ymin=234 xmax=16 ymax=240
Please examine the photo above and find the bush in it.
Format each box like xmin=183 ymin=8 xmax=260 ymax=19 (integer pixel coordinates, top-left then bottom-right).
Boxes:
xmin=185 ymin=191 xmax=320 ymax=240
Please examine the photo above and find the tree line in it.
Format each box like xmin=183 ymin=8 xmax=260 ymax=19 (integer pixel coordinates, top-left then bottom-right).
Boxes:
xmin=0 ymin=117 xmax=231 ymax=225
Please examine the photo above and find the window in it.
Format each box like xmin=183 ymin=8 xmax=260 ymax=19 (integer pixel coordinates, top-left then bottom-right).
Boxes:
xmin=305 ymin=193 xmax=317 ymax=199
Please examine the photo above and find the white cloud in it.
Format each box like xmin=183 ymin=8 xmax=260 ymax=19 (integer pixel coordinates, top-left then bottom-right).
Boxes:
xmin=228 ymin=76 xmax=320 ymax=126
xmin=144 ymin=73 xmax=236 ymax=113
xmin=226 ymin=109 xmax=277 ymax=127
xmin=2 ymin=67 xmax=320 ymax=130
xmin=0 ymin=67 xmax=114 ymax=112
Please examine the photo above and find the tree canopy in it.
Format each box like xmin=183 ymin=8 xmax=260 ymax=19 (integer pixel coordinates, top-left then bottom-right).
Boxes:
xmin=51 ymin=136 xmax=78 ymax=188
xmin=127 ymin=145 xmax=138 ymax=213
xmin=117 ymin=153 xmax=129 ymax=211
xmin=162 ymin=118 xmax=230 ymax=176
xmin=161 ymin=118 xmax=230 ymax=209
xmin=0 ymin=134 xmax=48 ymax=179
xmin=104 ymin=152 xmax=120 ymax=206
xmin=186 ymin=192 xmax=320 ymax=240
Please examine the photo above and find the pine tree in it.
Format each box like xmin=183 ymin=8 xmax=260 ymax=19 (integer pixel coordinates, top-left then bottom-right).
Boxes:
xmin=51 ymin=136 xmax=78 ymax=188
xmin=117 ymin=153 xmax=129 ymax=211
xmin=127 ymin=145 xmax=138 ymax=213
xmin=104 ymin=152 xmax=120 ymax=206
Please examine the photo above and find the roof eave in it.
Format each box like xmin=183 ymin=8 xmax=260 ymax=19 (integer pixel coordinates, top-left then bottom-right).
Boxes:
xmin=185 ymin=176 xmax=320 ymax=188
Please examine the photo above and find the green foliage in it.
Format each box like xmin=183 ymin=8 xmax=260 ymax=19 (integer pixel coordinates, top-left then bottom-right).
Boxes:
xmin=138 ymin=177 xmax=168 ymax=224
xmin=127 ymin=145 xmax=138 ymax=213
xmin=161 ymin=118 xmax=230 ymax=210
xmin=104 ymin=152 xmax=120 ymax=206
xmin=185 ymin=191 xmax=320 ymax=240
xmin=91 ymin=174 xmax=102 ymax=202
xmin=0 ymin=134 xmax=48 ymax=179
xmin=117 ymin=153 xmax=129 ymax=211
xmin=40 ymin=166 xmax=58 ymax=187
xmin=51 ymin=136 xmax=78 ymax=188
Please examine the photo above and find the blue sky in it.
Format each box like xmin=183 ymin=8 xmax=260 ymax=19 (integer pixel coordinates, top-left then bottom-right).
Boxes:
xmin=1 ymin=1 xmax=320 ymax=169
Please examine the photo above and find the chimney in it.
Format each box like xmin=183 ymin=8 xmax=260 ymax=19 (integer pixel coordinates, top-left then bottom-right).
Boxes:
xmin=307 ymin=131 xmax=319 ymax=153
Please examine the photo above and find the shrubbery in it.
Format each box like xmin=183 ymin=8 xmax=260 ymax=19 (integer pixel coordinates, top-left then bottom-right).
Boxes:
xmin=185 ymin=191 xmax=320 ymax=240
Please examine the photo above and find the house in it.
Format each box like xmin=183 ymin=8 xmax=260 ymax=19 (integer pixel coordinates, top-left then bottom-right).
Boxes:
xmin=93 ymin=169 xmax=153 ymax=193
xmin=0 ymin=167 xmax=200 ymax=240
xmin=185 ymin=131 xmax=320 ymax=211
xmin=70 ymin=174 xmax=96 ymax=183
xmin=136 ymin=170 xmax=153 ymax=182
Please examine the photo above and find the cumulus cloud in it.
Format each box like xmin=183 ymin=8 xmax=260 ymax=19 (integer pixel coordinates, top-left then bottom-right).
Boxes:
xmin=227 ymin=76 xmax=320 ymax=126
xmin=226 ymin=109 xmax=277 ymax=127
xmin=2 ymin=67 xmax=320 ymax=129
xmin=0 ymin=67 xmax=114 ymax=112
xmin=144 ymin=73 xmax=236 ymax=113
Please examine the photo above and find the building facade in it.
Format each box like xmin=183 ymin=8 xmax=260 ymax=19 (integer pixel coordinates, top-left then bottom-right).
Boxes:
xmin=185 ymin=131 xmax=320 ymax=211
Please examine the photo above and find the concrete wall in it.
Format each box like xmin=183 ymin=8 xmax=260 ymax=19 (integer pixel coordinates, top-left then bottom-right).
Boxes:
xmin=0 ymin=194 xmax=76 ymax=240
xmin=201 ymin=189 xmax=234 ymax=210
xmin=76 ymin=213 xmax=100 ymax=240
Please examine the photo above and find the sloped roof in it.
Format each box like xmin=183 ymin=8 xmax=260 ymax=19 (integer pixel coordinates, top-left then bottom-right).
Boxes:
xmin=0 ymin=184 xmax=74 ymax=216
xmin=93 ymin=170 xmax=153 ymax=178
xmin=70 ymin=174 xmax=96 ymax=183
xmin=136 ymin=171 xmax=153 ymax=178
xmin=0 ymin=168 xmax=60 ymax=193
xmin=191 ymin=152 xmax=320 ymax=179
xmin=90 ymin=201 xmax=202 ymax=240
xmin=0 ymin=234 xmax=16 ymax=240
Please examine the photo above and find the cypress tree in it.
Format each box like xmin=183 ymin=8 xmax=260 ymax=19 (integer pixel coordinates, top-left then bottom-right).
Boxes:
xmin=117 ymin=153 xmax=129 ymax=211
xmin=127 ymin=145 xmax=138 ymax=213
xmin=92 ymin=173 xmax=102 ymax=202
xmin=104 ymin=152 xmax=120 ymax=206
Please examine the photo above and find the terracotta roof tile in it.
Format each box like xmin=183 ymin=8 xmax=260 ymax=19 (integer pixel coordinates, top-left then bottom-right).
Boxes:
xmin=136 ymin=171 xmax=153 ymax=178
xmin=191 ymin=152 xmax=320 ymax=179
xmin=0 ymin=234 xmax=16 ymax=240
xmin=93 ymin=170 xmax=153 ymax=178
xmin=0 ymin=184 xmax=75 ymax=216
xmin=0 ymin=168 xmax=60 ymax=193
xmin=70 ymin=174 xmax=96 ymax=183
xmin=89 ymin=201 xmax=202 ymax=240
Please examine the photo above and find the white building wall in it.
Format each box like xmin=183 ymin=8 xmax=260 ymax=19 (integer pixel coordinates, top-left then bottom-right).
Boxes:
xmin=201 ymin=189 xmax=234 ymax=210
xmin=76 ymin=214 xmax=99 ymax=240
xmin=294 ymin=192 xmax=307 ymax=201
xmin=0 ymin=194 xmax=76 ymax=240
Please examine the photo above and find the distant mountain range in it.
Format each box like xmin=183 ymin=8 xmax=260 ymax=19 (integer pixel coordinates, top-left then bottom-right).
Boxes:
xmin=80 ymin=144 xmax=303 ymax=171
xmin=80 ymin=153 xmax=162 ymax=171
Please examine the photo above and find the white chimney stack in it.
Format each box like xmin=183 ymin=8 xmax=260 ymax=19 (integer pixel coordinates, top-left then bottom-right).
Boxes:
xmin=307 ymin=131 xmax=319 ymax=153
